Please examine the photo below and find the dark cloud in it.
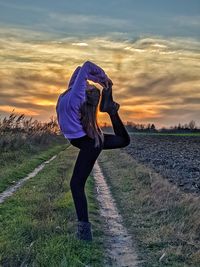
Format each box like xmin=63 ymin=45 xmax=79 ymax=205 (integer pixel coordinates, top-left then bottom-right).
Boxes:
xmin=182 ymin=96 xmax=200 ymax=105
xmin=13 ymin=70 xmax=66 ymax=86
xmin=117 ymin=74 xmax=200 ymax=100
xmin=0 ymin=98 xmax=50 ymax=110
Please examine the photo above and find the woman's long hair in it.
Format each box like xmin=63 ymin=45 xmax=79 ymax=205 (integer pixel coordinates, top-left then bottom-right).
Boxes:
xmin=80 ymin=90 xmax=104 ymax=148
xmin=58 ymin=85 xmax=104 ymax=148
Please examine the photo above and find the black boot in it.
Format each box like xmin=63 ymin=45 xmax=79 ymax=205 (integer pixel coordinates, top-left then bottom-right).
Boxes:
xmin=76 ymin=221 xmax=93 ymax=241
xmin=100 ymin=86 xmax=120 ymax=115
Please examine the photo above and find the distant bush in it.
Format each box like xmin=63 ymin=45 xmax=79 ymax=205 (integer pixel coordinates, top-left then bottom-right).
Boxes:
xmin=0 ymin=112 xmax=64 ymax=152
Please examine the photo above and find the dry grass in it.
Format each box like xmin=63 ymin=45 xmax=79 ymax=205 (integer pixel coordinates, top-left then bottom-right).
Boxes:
xmin=0 ymin=111 xmax=60 ymax=151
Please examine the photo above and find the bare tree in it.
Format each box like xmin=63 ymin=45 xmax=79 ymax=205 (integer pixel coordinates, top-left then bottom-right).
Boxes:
xmin=188 ymin=120 xmax=196 ymax=130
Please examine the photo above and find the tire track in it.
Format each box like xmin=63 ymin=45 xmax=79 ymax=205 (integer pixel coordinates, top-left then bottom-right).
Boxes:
xmin=0 ymin=145 xmax=72 ymax=204
xmin=0 ymin=155 xmax=57 ymax=204
xmin=93 ymin=161 xmax=139 ymax=267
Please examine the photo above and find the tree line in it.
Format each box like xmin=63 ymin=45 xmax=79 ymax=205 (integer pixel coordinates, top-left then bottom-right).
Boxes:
xmin=101 ymin=120 xmax=200 ymax=133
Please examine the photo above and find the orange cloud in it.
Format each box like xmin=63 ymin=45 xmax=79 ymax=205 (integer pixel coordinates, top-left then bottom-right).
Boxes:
xmin=0 ymin=105 xmax=39 ymax=116
xmin=0 ymin=28 xmax=200 ymax=127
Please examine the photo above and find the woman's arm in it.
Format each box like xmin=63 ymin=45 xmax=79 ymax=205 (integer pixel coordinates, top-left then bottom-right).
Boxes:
xmin=70 ymin=61 xmax=109 ymax=99
xmin=68 ymin=66 xmax=81 ymax=89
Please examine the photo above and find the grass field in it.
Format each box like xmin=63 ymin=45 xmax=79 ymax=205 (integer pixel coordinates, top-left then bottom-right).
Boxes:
xmin=0 ymin=143 xmax=68 ymax=193
xmin=1 ymin=140 xmax=200 ymax=266
xmin=129 ymin=132 xmax=200 ymax=136
xmin=0 ymin=146 xmax=106 ymax=266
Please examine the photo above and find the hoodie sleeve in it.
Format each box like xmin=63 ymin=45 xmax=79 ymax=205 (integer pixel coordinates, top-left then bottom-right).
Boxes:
xmin=68 ymin=66 xmax=81 ymax=89
xmin=70 ymin=61 xmax=108 ymax=99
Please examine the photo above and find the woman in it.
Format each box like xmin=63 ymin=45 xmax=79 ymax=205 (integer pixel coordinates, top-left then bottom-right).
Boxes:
xmin=56 ymin=61 xmax=130 ymax=242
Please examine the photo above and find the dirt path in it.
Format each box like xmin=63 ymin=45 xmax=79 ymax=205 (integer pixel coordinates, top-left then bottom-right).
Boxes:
xmin=93 ymin=161 xmax=139 ymax=267
xmin=0 ymin=155 xmax=57 ymax=204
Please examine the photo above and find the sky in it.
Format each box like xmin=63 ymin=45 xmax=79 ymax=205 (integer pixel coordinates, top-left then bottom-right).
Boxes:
xmin=0 ymin=0 xmax=200 ymax=128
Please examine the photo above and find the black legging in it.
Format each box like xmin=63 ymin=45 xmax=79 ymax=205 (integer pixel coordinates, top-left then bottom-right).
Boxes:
xmin=69 ymin=112 xmax=130 ymax=222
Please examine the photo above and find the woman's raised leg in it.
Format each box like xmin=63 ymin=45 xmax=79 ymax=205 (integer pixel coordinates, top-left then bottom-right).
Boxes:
xmin=103 ymin=111 xmax=130 ymax=149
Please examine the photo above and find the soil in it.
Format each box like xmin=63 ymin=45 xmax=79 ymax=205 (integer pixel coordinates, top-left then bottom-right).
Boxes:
xmin=124 ymin=134 xmax=200 ymax=194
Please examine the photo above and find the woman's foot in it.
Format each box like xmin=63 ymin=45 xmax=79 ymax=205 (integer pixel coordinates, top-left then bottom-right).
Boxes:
xmin=76 ymin=221 xmax=93 ymax=241
xmin=100 ymin=86 xmax=120 ymax=115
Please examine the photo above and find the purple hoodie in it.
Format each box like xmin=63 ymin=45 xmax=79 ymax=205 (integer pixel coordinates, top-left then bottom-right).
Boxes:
xmin=56 ymin=61 xmax=108 ymax=140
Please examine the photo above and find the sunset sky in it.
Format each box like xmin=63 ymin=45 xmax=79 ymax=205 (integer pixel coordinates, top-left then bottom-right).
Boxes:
xmin=0 ymin=0 xmax=200 ymax=128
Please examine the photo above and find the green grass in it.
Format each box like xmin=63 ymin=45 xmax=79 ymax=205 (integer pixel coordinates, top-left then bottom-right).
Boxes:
xmin=129 ymin=132 xmax=200 ymax=136
xmin=0 ymin=142 xmax=69 ymax=193
xmin=0 ymin=146 xmax=106 ymax=267
xmin=98 ymin=149 xmax=200 ymax=267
